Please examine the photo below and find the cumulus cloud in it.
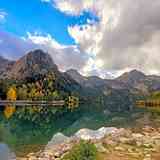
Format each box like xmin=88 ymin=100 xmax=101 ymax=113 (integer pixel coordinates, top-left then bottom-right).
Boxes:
xmin=0 ymin=31 xmax=88 ymax=74
xmin=25 ymin=32 xmax=89 ymax=72
xmin=0 ymin=11 xmax=7 ymax=23
xmin=54 ymin=0 xmax=95 ymax=15
xmin=53 ymin=0 xmax=160 ymax=77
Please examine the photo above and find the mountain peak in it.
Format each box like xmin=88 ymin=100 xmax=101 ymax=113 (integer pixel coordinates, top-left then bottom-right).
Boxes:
xmin=129 ymin=69 xmax=145 ymax=76
xmin=8 ymin=49 xmax=58 ymax=80
xmin=116 ymin=69 xmax=146 ymax=85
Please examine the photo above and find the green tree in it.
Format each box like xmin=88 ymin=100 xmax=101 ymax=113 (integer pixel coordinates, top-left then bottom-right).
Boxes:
xmin=62 ymin=140 xmax=97 ymax=160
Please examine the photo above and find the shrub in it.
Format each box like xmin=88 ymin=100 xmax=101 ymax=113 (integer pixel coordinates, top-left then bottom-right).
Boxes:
xmin=62 ymin=140 xmax=97 ymax=160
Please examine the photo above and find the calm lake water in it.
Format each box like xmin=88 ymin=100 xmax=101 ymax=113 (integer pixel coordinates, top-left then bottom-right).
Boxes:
xmin=0 ymin=105 xmax=158 ymax=158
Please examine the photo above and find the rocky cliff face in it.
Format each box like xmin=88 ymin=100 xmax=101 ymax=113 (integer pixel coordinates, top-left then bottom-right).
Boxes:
xmin=7 ymin=49 xmax=59 ymax=80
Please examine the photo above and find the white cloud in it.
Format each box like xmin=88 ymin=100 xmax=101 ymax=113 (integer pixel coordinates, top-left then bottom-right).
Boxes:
xmin=0 ymin=11 xmax=7 ymax=23
xmin=41 ymin=0 xmax=51 ymax=3
xmin=54 ymin=0 xmax=95 ymax=15
xmin=25 ymin=32 xmax=89 ymax=72
xmin=53 ymin=0 xmax=160 ymax=77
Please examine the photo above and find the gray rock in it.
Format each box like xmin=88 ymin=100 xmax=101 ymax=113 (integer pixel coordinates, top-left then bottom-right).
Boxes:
xmin=45 ymin=133 xmax=70 ymax=150
xmin=95 ymin=143 xmax=107 ymax=153
xmin=75 ymin=127 xmax=118 ymax=140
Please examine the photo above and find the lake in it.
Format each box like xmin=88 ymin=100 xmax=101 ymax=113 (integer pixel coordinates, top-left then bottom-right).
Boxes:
xmin=0 ymin=105 xmax=159 ymax=158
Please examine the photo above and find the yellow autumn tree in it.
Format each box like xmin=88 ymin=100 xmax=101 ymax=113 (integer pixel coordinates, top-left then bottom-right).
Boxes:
xmin=4 ymin=86 xmax=17 ymax=119
xmin=7 ymin=86 xmax=17 ymax=101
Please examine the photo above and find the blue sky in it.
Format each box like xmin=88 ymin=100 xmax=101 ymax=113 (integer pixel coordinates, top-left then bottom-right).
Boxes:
xmin=0 ymin=0 xmax=160 ymax=77
xmin=0 ymin=0 xmax=97 ymax=45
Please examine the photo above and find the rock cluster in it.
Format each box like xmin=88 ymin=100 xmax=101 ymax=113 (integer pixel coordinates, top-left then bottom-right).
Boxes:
xmin=17 ymin=126 xmax=160 ymax=160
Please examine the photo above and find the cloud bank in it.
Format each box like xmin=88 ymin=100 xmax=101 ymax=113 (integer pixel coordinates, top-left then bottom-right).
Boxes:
xmin=53 ymin=0 xmax=160 ymax=77
xmin=0 ymin=31 xmax=88 ymax=73
xmin=2 ymin=0 xmax=160 ymax=78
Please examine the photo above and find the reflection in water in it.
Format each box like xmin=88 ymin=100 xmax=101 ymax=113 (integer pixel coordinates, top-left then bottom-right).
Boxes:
xmin=4 ymin=105 xmax=16 ymax=119
xmin=0 ymin=143 xmax=15 ymax=160
xmin=0 ymin=104 xmax=83 ymax=157
xmin=1 ymin=104 xmax=158 ymax=158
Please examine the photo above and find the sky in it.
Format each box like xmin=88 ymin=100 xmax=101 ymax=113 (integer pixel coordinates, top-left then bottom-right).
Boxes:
xmin=0 ymin=0 xmax=160 ymax=78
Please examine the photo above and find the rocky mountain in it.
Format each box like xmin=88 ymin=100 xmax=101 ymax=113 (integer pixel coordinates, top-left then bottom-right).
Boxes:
xmin=116 ymin=70 xmax=146 ymax=83
xmin=0 ymin=49 xmax=160 ymax=112
xmin=0 ymin=56 xmax=14 ymax=76
xmin=0 ymin=50 xmax=81 ymax=95
xmin=67 ymin=68 xmax=160 ymax=95
xmin=66 ymin=69 xmax=87 ymax=86
xmin=6 ymin=49 xmax=59 ymax=80
xmin=66 ymin=69 xmax=106 ymax=88
xmin=115 ymin=70 xmax=160 ymax=94
xmin=1 ymin=49 xmax=159 ymax=94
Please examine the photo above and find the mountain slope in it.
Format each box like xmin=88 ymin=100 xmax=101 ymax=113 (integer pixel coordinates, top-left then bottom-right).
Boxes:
xmin=1 ymin=49 xmax=160 ymax=112
xmin=0 ymin=56 xmax=14 ymax=76
xmin=116 ymin=70 xmax=146 ymax=86
xmin=66 ymin=69 xmax=87 ymax=86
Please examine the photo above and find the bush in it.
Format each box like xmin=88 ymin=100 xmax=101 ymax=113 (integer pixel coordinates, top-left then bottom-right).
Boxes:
xmin=62 ymin=140 xmax=97 ymax=160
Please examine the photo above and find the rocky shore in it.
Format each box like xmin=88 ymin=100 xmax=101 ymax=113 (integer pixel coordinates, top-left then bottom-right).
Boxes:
xmin=17 ymin=126 xmax=160 ymax=160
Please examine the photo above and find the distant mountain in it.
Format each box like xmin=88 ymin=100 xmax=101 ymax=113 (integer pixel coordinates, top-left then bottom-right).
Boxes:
xmin=1 ymin=49 xmax=160 ymax=112
xmin=116 ymin=70 xmax=146 ymax=85
xmin=66 ymin=69 xmax=107 ymax=88
xmin=116 ymin=70 xmax=160 ymax=94
xmin=67 ymin=68 xmax=160 ymax=95
xmin=0 ymin=56 xmax=14 ymax=77
xmin=66 ymin=69 xmax=87 ymax=86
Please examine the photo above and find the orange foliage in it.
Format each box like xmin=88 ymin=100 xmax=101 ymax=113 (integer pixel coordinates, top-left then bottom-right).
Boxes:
xmin=4 ymin=105 xmax=16 ymax=119
xmin=7 ymin=87 xmax=17 ymax=101
xmin=4 ymin=86 xmax=17 ymax=119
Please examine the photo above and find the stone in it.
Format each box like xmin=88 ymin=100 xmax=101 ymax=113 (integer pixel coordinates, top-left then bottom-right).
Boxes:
xmin=95 ymin=143 xmax=107 ymax=153
xmin=132 ymin=133 xmax=143 ymax=139
xmin=115 ymin=146 xmax=126 ymax=152
xmin=75 ymin=127 xmax=118 ymax=140
xmin=119 ymin=137 xmax=131 ymax=144
xmin=103 ymin=139 xmax=117 ymax=147
xmin=103 ymin=109 xmax=111 ymax=116
xmin=45 ymin=133 xmax=70 ymax=150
